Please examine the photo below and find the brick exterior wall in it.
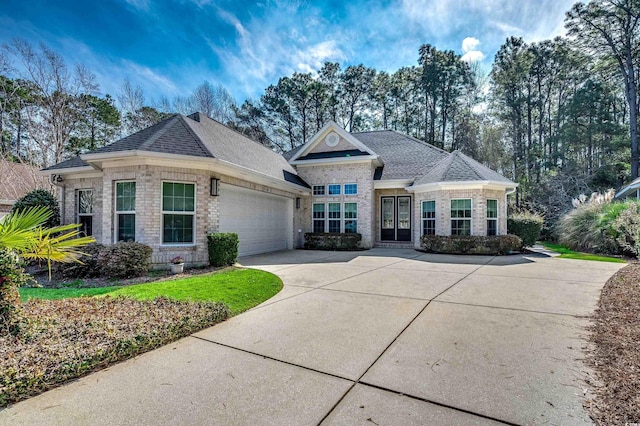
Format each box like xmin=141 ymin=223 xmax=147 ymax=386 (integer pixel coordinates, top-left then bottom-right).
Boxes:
xmin=412 ymin=187 xmax=509 ymax=248
xmin=61 ymin=165 xmax=301 ymax=266
xmin=295 ymin=162 xmax=376 ymax=248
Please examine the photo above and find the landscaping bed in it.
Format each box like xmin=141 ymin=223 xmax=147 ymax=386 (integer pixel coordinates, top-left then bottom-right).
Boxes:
xmin=584 ymin=262 xmax=640 ymax=424
xmin=3 ymin=268 xmax=282 ymax=407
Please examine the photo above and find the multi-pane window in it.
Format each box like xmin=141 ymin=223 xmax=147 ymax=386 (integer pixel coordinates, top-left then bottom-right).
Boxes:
xmin=115 ymin=182 xmax=136 ymax=242
xmin=313 ymin=203 xmax=325 ymax=233
xmin=77 ymin=189 xmax=93 ymax=236
xmin=328 ymin=203 xmax=341 ymax=232
xmin=328 ymin=184 xmax=341 ymax=195
xmin=344 ymin=203 xmax=358 ymax=233
xmin=344 ymin=183 xmax=358 ymax=195
xmin=486 ymin=199 xmax=498 ymax=236
xmin=312 ymin=185 xmax=325 ymax=196
xmin=162 ymin=182 xmax=195 ymax=244
xmin=422 ymin=200 xmax=436 ymax=236
xmin=451 ymin=199 xmax=472 ymax=236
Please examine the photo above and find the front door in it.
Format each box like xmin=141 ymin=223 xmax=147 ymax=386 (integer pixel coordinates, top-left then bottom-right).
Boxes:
xmin=381 ymin=196 xmax=411 ymax=241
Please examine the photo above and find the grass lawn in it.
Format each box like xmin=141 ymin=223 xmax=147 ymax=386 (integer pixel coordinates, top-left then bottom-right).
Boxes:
xmin=540 ymin=242 xmax=627 ymax=263
xmin=19 ymin=268 xmax=282 ymax=314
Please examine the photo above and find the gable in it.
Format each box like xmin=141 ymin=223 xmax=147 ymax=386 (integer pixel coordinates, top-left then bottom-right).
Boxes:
xmin=289 ymin=121 xmax=377 ymax=164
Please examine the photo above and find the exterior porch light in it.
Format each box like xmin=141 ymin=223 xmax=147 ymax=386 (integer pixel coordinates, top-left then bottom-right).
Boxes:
xmin=210 ymin=178 xmax=220 ymax=196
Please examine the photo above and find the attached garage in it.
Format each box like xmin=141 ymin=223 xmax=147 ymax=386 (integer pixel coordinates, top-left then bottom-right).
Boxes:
xmin=219 ymin=184 xmax=293 ymax=257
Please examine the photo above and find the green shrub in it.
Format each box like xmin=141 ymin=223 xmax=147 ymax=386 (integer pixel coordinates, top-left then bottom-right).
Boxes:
xmin=96 ymin=242 xmax=152 ymax=279
xmin=303 ymin=233 xmax=363 ymax=250
xmin=0 ymin=249 xmax=33 ymax=333
xmin=420 ymin=235 xmax=522 ymax=255
xmin=507 ymin=211 xmax=544 ymax=246
xmin=56 ymin=243 xmax=105 ymax=278
xmin=612 ymin=202 xmax=640 ymax=257
xmin=558 ymin=202 xmax=620 ymax=254
xmin=207 ymin=233 xmax=239 ymax=266
xmin=11 ymin=189 xmax=60 ymax=228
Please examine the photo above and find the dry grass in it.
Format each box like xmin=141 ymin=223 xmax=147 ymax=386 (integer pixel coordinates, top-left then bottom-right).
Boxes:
xmin=585 ymin=262 xmax=640 ymax=425
xmin=0 ymin=297 xmax=229 ymax=407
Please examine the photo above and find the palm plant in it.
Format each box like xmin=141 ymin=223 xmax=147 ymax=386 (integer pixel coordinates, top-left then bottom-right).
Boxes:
xmin=1 ymin=207 xmax=95 ymax=331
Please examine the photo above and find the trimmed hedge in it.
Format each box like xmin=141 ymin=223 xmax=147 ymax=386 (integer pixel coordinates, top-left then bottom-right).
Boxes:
xmin=508 ymin=211 xmax=544 ymax=246
xmin=97 ymin=242 xmax=153 ymax=279
xmin=207 ymin=233 xmax=239 ymax=266
xmin=420 ymin=234 xmax=523 ymax=255
xmin=304 ymin=233 xmax=362 ymax=250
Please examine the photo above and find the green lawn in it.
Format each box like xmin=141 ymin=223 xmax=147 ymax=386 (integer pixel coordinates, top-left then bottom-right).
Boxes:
xmin=19 ymin=269 xmax=283 ymax=314
xmin=540 ymin=242 xmax=627 ymax=263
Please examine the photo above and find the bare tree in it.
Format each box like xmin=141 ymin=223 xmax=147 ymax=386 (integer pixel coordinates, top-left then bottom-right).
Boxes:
xmin=2 ymin=39 xmax=97 ymax=167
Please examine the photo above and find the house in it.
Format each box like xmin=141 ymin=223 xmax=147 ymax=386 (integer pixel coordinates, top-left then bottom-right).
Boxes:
xmin=0 ymin=160 xmax=50 ymax=219
xmin=615 ymin=177 xmax=640 ymax=200
xmin=42 ymin=113 xmax=516 ymax=265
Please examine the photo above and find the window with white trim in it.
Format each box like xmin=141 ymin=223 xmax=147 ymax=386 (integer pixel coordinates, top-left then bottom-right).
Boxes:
xmin=422 ymin=200 xmax=435 ymax=236
xmin=486 ymin=199 xmax=498 ymax=236
xmin=162 ymin=182 xmax=195 ymax=244
xmin=328 ymin=184 xmax=341 ymax=195
xmin=344 ymin=183 xmax=358 ymax=195
xmin=451 ymin=199 xmax=471 ymax=236
xmin=328 ymin=202 xmax=341 ymax=232
xmin=313 ymin=203 xmax=325 ymax=233
xmin=77 ymin=189 xmax=93 ymax=236
xmin=312 ymin=185 xmax=325 ymax=196
xmin=115 ymin=181 xmax=136 ymax=242
xmin=344 ymin=202 xmax=357 ymax=233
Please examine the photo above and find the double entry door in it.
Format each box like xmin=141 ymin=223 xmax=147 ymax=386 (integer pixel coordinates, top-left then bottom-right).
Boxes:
xmin=381 ymin=196 xmax=411 ymax=241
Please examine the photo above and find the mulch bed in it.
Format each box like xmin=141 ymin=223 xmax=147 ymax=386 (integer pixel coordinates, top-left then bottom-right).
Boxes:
xmin=0 ymin=297 xmax=229 ymax=407
xmin=585 ymin=262 xmax=640 ymax=425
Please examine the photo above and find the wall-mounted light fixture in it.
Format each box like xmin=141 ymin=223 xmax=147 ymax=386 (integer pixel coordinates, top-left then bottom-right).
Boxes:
xmin=296 ymin=197 xmax=301 ymax=209
xmin=210 ymin=178 xmax=220 ymax=196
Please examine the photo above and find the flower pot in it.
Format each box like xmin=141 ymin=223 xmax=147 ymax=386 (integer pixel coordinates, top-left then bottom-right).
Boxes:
xmin=170 ymin=263 xmax=184 ymax=275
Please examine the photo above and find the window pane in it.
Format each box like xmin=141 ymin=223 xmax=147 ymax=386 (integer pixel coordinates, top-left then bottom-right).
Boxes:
xmin=163 ymin=182 xmax=195 ymax=213
xmin=313 ymin=185 xmax=325 ymax=196
xmin=313 ymin=220 xmax=325 ymax=233
xmin=116 ymin=182 xmax=136 ymax=212
xmin=398 ymin=197 xmax=410 ymax=229
xmin=422 ymin=200 xmax=435 ymax=219
xmin=328 ymin=184 xmax=341 ymax=195
xmin=163 ymin=214 xmax=194 ymax=243
xmin=382 ymin=198 xmax=394 ymax=229
xmin=118 ymin=214 xmax=136 ymax=241
xmin=78 ymin=190 xmax=93 ymax=214
xmin=328 ymin=220 xmax=341 ymax=233
xmin=313 ymin=203 xmax=325 ymax=218
xmin=487 ymin=220 xmax=497 ymax=236
xmin=451 ymin=199 xmax=471 ymax=218
xmin=345 ymin=220 xmax=357 ymax=233
xmin=328 ymin=203 xmax=341 ymax=218
xmin=487 ymin=199 xmax=498 ymax=218
xmin=344 ymin=203 xmax=357 ymax=219
xmin=79 ymin=215 xmax=93 ymax=236
xmin=423 ymin=219 xmax=435 ymax=235
xmin=451 ymin=219 xmax=471 ymax=236
xmin=344 ymin=184 xmax=357 ymax=195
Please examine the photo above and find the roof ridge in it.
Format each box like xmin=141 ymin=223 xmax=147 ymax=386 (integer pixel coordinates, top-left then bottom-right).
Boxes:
xmin=139 ymin=115 xmax=180 ymax=150
xmin=454 ymin=150 xmax=493 ymax=180
xmin=176 ymin=115 xmax=216 ymax=158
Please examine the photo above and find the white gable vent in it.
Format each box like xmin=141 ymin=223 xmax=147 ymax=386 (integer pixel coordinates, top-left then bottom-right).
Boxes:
xmin=325 ymin=132 xmax=339 ymax=147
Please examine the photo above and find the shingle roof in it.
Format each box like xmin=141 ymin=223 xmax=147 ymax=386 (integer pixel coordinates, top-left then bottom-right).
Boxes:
xmin=42 ymin=156 xmax=89 ymax=171
xmin=44 ymin=113 xmax=309 ymax=189
xmin=183 ymin=113 xmax=300 ymax=183
xmin=351 ymin=130 xmax=449 ymax=180
xmin=0 ymin=160 xmax=48 ymax=202
xmin=413 ymin=150 xmax=514 ymax=186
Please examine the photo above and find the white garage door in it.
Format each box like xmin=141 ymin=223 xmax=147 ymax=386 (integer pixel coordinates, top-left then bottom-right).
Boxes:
xmin=219 ymin=184 xmax=292 ymax=257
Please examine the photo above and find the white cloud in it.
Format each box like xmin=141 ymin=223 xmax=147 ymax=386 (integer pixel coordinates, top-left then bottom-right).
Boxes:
xmin=462 ymin=37 xmax=481 ymax=53
xmin=121 ymin=60 xmax=178 ymax=94
xmin=460 ymin=37 xmax=485 ymax=62
xmin=122 ymin=0 xmax=150 ymax=12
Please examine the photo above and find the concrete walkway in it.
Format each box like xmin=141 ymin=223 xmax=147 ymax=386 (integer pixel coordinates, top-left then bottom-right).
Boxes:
xmin=0 ymin=249 xmax=625 ymax=425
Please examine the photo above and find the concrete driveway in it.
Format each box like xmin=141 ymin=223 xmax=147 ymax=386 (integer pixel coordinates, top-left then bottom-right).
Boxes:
xmin=0 ymin=249 xmax=625 ymax=425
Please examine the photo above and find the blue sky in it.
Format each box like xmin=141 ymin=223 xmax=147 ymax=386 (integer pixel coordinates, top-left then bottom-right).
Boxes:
xmin=1 ymin=0 xmax=576 ymax=105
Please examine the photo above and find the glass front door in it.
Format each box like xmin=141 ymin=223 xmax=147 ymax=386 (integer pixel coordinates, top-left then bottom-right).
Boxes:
xmin=380 ymin=196 xmax=412 ymax=241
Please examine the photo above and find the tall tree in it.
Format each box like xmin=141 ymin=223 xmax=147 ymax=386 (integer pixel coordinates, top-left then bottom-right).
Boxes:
xmin=566 ymin=0 xmax=640 ymax=179
xmin=67 ymin=94 xmax=121 ymax=155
